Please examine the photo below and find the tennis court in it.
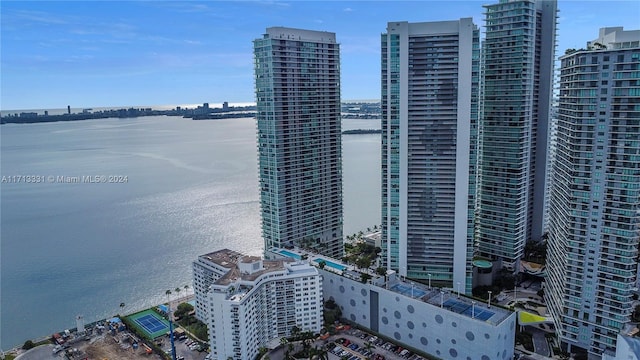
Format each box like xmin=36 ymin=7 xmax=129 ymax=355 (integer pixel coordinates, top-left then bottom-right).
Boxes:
xmin=444 ymin=298 xmax=494 ymax=321
xmin=127 ymin=309 xmax=170 ymax=339
xmin=463 ymin=306 xmax=494 ymax=321
xmin=390 ymin=283 xmax=427 ymax=298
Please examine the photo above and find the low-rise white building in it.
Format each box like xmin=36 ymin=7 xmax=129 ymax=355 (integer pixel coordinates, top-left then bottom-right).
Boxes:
xmin=193 ymin=249 xmax=243 ymax=322
xmin=197 ymin=249 xmax=323 ymax=360
xmin=268 ymin=247 xmax=517 ymax=360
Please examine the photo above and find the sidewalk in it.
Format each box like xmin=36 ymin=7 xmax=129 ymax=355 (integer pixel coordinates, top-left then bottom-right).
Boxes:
xmin=168 ymin=293 xmax=195 ymax=316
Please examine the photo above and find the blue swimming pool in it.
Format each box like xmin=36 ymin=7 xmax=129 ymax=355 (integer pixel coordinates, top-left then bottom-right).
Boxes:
xmin=314 ymin=258 xmax=347 ymax=271
xmin=278 ymin=249 xmax=302 ymax=260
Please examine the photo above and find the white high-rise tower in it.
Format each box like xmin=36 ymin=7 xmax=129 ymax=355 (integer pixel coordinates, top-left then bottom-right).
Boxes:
xmin=381 ymin=19 xmax=480 ymax=292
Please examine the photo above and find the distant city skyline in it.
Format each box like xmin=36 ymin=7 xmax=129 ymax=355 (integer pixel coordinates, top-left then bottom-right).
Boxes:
xmin=1 ymin=1 xmax=638 ymax=110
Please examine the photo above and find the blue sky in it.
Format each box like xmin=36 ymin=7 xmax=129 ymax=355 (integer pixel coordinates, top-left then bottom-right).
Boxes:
xmin=1 ymin=1 xmax=639 ymax=110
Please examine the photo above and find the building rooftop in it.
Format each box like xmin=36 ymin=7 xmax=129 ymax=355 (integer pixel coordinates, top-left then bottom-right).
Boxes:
xmin=265 ymin=26 xmax=337 ymax=43
xmin=197 ymin=248 xmax=297 ymax=285
xmin=240 ymin=256 xmax=262 ymax=263
xmin=588 ymin=26 xmax=640 ymax=50
xmin=198 ymin=248 xmax=244 ymax=269
xmin=214 ymin=258 xmax=296 ymax=286
xmin=269 ymin=247 xmax=514 ymax=326
xmin=202 ymin=249 xmax=319 ymax=303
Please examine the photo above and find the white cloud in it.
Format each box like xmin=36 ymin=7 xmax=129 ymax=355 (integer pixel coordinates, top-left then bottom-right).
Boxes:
xmin=11 ymin=10 xmax=70 ymax=25
xmin=255 ymin=0 xmax=291 ymax=8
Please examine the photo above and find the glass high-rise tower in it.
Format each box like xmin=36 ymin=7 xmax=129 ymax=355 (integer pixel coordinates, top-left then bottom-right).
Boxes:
xmin=546 ymin=27 xmax=640 ymax=357
xmin=254 ymin=27 xmax=343 ymax=259
xmin=381 ymin=19 xmax=480 ymax=292
xmin=476 ymin=0 xmax=557 ymax=270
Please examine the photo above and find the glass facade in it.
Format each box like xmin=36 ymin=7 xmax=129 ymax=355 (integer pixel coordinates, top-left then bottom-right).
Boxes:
xmin=546 ymin=44 xmax=640 ymax=356
xmin=254 ymin=28 xmax=343 ymax=259
xmin=477 ymin=0 xmax=557 ymax=270
xmin=381 ymin=32 xmax=401 ymax=273
xmin=381 ymin=20 xmax=479 ymax=292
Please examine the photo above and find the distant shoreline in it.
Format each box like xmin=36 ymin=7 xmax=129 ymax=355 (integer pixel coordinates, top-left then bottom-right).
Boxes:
xmin=0 ymin=106 xmax=257 ymax=124
xmin=1 ymin=101 xmax=381 ymax=125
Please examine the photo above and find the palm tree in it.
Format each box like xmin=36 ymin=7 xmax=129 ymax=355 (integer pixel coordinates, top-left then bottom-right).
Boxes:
xmin=290 ymin=325 xmax=300 ymax=340
xmin=175 ymin=287 xmax=181 ymax=301
xmin=119 ymin=302 xmax=125 ymax=315
xmin=165 ymin=290 xmax=172 ymax=315
xmin=184 ymin=284 xmax=189 ymax=294
xmin=258 ymin=347 xmax=268 ymax=357
xmin=360 ymin=273 xmax=372 ymax=283
xmin=308 ymin=347 xmax=322 ymax=359
xmin=364 ymin=342 xmax=373 ymax=352
xmin=314 ymin=347 xmax=328 ymax=360
xmin=300 ymin=331 xmax=313 ymax=353
xmin=321 ymin=348 xmax=330 ymax=360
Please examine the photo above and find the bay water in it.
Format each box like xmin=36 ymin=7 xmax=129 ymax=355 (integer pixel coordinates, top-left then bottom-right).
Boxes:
xmin=0 ymin=116 xmax=380 ymax=349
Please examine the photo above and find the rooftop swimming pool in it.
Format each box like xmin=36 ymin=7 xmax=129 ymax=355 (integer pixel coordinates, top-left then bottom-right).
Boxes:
xmin=314 ymin=258 xmax=347 ymax=271
xmin=276 ymin=249 xmax=346 ymax=271
xmin=278 ymin=249 xmax=302 ymax=260
xmin=472 ymin=259 xmax=493 ymax=269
